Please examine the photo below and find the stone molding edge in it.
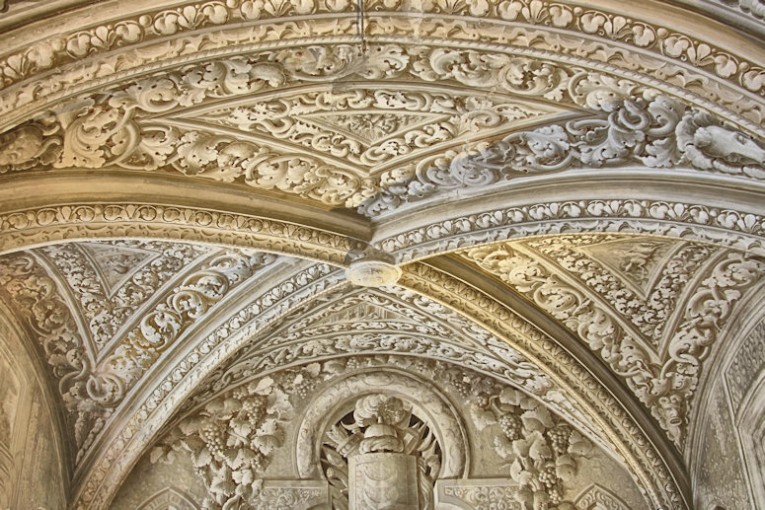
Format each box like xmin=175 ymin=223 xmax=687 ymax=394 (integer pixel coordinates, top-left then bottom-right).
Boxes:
xmin=71 ymin=264 xmax=344 ymax=509
xmin=685 ymin=281 xmax=765 ymax=476
xmin=0 ymin=0 xmax=762 ymax=112
xmin=1 ymin=29 xmax=761 ymax=140
xmin=0 ymin=203 xmax=365 ymax=265
xmin=0 ymin=299 xmax=72 ymax=491
xmin=397 ymin=262 xmax=688 ymax=510
xmin=374 ymin=198 xmax=765 ymax=263
xmin=2 ymin=199 xmax=765 ymax=265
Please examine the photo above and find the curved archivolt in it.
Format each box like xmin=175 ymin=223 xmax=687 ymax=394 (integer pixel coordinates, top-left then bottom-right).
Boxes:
xmin=1 ymin=2 xmax=764 ymax=510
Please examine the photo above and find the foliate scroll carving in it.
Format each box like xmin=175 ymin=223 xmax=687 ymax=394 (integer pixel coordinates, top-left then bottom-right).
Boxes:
xmin=1 ymin=37 xmax=762 ymax=211
xmin=101 ymin=251 xmax=279 ymax=394
xmin=0 ymin=203 xmax=362 ymax=264
xmin=75 ymin=263 xmax=343 ymax=510
xmin=252 ymin=483 xmax=328 ymax=510
xmin=231 ymin=286 xmax=554 ymax=396
xmin=0 ymin=116 xmax=61 ymax=171
xmin=1 ymin=0 xmax=764 ymax=107
xmin=0 ymin=253 xmax=104 ymax=452
xmin=472 ymin=387 xmax=592 ymax=510
xmin=201 ymin=88 xmax=558 ymax=172
xmin=201 ymin=284 xmax=605 ymax=440
xmin=0 ymin=247 xmax=279 ymax=463
xmin=524 ymin=235 xmax=713 ymax=345
xmin=397 ymin=264 xmax=683 ymax=509
xmin=462 ymin=241 xmax=765 ymax=446
xmin=152 ymin=377 xmax=293 ymax=509
xmin=40 ymin=241 xmax=209 ymax=350
xmin=360 ymin=95 xmax=765 ymax=215
xmin=436 ymin=480 xmax=521 ymax=510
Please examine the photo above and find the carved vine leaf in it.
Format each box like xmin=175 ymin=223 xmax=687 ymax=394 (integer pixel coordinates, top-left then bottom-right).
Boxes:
xmin=171 ymin=355 xmax=593 ymax=510
xmin=472 ymin=387 xmax=591 ymax=510
xmin=154 ymin=377 xmax=293 ymax=509
xmin=462 ymin=241 xmax=765 ymax=447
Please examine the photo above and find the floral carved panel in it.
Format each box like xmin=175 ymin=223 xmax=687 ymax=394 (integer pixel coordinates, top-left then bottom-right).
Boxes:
xmin=461 ymin=234 xmax=765 ymax=447
xmin=0 ymin=241 xmax=283 ymax=466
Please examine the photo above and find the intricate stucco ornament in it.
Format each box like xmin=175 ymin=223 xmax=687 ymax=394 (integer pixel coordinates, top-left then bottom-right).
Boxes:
xmin=1 ymin=79 xmax=762 ymax=216
xmin=461 ymin=237 xmax=765 ymax=447
xmin=360 ymin=95 xmax=765 ymax=215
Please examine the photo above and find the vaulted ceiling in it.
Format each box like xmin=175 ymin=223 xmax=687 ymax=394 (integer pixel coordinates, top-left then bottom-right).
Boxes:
xmin=0 ymin=1 xmax=764 ymax=509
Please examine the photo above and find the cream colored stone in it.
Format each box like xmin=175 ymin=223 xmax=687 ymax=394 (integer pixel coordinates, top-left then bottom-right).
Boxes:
xmin=0 ymin=1 xmax=763 ymax=509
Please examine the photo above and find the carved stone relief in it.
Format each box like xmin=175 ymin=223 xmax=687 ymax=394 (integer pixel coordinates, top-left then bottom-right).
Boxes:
xmin=2 ymin=65 xmax=764 ymax=214
xmin=706 ymin=0 xmax=765 ymax=20
xmin=470 ymin=386 xmax=593 ymax=510
xmin=200 ymin=283 xmax=602 ymax=445
xmin=190 ymin=87 xmax=569 ymax=177
xmin=152 ymin=377 xmax=294 ymax=509
xmin=39 ymin=241 xmax=210 ymax=351
xmin=1 ymin=2 xmax=763 ymax=508
xmin=0 ymin=242 xmax=282 ymax=465
xmin=435 ymin=479 xmax=522 ymax=510
xmin=324 ymin=395 xmax=438 ymax=509
xmin=1 ymin=0 xmax=764 ymax=136
xmin=375 ymin=198 xmax=765 ymax=264
xmin=153 ymin=355 xmax=602 ymax=510
xmin=461 ymin=236 xmax=765 ymax=448
xmin=360 ymin=95 xmax=765 ymax=216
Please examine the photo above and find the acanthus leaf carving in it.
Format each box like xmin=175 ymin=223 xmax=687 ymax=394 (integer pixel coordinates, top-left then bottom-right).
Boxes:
xmin=2 ymin=69 xmax=764 ymax=214
xmin=461 ymin=240 xmax=765 ymax=447
xmin=0 ymin=246 xmax=280 ymax=464
xmin=360 ymin=95 xmax=765 ymax=216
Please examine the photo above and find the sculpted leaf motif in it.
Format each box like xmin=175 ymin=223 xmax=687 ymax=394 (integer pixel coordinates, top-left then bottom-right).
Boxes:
xmin=361 ymin=95 xmax=765 ymax=215
xmin=463 ymin=241 xmax=765 ymax=447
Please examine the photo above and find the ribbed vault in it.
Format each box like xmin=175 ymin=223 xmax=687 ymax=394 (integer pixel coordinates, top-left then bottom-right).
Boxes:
xmin=0 ymin=1 xmax=764 ymax=509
